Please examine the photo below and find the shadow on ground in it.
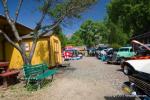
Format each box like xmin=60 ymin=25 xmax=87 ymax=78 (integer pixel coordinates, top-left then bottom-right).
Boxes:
xmin=116 ymin=69 xmax=123 ymax=72
xmin=64 ymin=67 xmax=76 ymax=71
xmin=104 ymin=95 xmax=137 ymax=100
xmin=56 ymin=66 xmax=76 ymax=75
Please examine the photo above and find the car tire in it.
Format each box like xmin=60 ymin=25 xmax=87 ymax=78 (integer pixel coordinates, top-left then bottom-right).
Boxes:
xmin=107 ymin=61 xmax=110 ymax=64
xmin=123 ymin=65 xmax=132 ymax=75
xmin=120 ymin=58 xmax=125 ymax=65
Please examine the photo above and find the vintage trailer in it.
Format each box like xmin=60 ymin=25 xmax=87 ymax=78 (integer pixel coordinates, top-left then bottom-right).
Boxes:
xmin=0 ymin=15 xmax=62 ymax=69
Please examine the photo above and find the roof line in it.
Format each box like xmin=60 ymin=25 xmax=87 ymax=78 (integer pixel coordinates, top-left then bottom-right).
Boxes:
xmin=0 ymin=14 xmax=33 ymax=31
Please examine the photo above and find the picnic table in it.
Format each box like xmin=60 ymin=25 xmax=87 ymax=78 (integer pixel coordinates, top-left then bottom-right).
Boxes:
xmin=0 ymin=62 xmax=9 ymax=66
xmin=0 ymin=62 xmax=19 ymax=88
xmin=0 ymin=62 xmax=9 ymax=72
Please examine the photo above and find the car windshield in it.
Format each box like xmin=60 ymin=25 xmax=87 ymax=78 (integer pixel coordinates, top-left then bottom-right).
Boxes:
xmin=65 ymin=50 xmax=73 ymax=52
xmin=65 ymin=50 xmax=78 ymax=55
xmin=98 ymin=47 xmax=107 ymax=51
xmin=119 ymin=48 xmax=129 ymax=52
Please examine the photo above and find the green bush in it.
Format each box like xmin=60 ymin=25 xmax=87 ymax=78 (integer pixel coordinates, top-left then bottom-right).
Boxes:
xmin=110 ymin=43 xmax=121 ymax=49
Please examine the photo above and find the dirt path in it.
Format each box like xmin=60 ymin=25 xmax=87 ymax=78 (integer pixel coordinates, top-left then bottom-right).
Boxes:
xmin=30 ymin=57 xmax=128 ymax=100
xmin=1 ymin=57 xmax=128 ymax=100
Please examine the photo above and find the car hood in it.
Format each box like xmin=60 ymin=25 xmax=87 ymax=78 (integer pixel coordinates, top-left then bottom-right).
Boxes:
xmin=125 ymin=59 xmax=150 ymax=74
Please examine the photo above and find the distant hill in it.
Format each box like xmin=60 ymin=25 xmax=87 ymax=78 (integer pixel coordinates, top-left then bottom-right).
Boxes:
xmin=65 ymin=33 xmax=73 ymax=39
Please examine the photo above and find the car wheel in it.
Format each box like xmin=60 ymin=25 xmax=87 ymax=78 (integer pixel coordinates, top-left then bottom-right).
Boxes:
xmin=120 ymin=58 xmax=125 ymax=65
xmin=123 ymin=65 xmax=132 ymax=75
xmin=107 ymin=61 xmax=110 ymax=64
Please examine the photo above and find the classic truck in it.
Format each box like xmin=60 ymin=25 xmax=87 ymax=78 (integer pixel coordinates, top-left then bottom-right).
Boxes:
xmin=107 ymin=47 xmax=135 ymax=64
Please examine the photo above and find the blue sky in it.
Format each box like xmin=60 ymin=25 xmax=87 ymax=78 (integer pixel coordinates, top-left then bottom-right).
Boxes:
xmin=0 ymin=0 xmax=111 ymax=34
xmin=63 ymin=0 xmax=111 ymax=34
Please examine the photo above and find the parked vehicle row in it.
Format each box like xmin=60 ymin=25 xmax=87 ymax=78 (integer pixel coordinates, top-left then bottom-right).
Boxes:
xmin=63 ymin=47 xmax=83 ymax=61
xmin=121 ymin=40 xmax=150 ymax=98
xmin=96 ymin=40 xmax=150 ymax=98
xmin=96 ymin=45 xmax=135 ymax=64
xmin=121 ymin=40 xmax=150 ymax=75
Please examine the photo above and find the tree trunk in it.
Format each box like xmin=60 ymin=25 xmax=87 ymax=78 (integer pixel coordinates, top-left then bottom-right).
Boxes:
xmin=28 ymin=39 xmax=38 ymax=64
xmin=21 ymin=52 xmax=30 ymax=65
xmin=19 ymin=42 xmax=30 ymax=65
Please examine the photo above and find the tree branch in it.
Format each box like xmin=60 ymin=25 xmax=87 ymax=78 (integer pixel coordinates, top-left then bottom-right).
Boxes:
xmin=28 ymin=13 xmax=65 ymax=62
xmin=28 ymin=39 xmax=38 ymax=63
xmin=15 ymin=0 xmax=23 ymax=22
xmin=33 ymin=0 xmax=52 ymax=34
xmin=1 ymin=0 xmax=21 ymax=41
xmin=28 ymin=0 xmax=52 ymax=62
xmin=0 ymin=30 xmax=22 ymax=52
xmin=39 ymin=14 xmax=66 ymax=36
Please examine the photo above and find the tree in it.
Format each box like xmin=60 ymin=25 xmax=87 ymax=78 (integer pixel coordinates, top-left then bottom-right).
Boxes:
xmin=70 ymin=19 xmax=111 ymax=47
xmin=68 ymin=31 xmax=84 ymax=46
xmin=107 ymin=0 xmax=150 ymax=35
xmin=104 ymin=18 xmax=129 ymax=47
xmin=72 ymin=19 xmax=129 ymax=48
xmin=0 ymin=0 xmax=97 ymax=65
xmin=53 ymin=25 xmax=67 ymax=48
xmin=74 ymin=20 xmax=103 ymax=47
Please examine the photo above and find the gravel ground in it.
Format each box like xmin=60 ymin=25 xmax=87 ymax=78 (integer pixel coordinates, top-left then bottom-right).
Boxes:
xmin=0 ymin=57 xmax=128 ymax=100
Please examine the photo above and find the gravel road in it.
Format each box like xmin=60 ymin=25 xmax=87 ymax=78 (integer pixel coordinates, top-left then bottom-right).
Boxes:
xmin=1 ymin=57 xmax=128 ymax=100
xmin=30 ymin=57 xmax=128 ymax=100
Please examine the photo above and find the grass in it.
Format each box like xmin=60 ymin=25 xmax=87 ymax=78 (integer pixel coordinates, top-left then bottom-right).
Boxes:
xmin=0 ymin=78 xmax=54 ymax=100
xmin=26 ymin=78 xmax=53 ymax=91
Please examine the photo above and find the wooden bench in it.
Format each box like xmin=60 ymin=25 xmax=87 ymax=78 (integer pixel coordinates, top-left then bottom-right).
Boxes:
xmin=23 ymin=63 xmax=58 ymax=88
xmin=0 ymin=70 xmax=20 ymax=88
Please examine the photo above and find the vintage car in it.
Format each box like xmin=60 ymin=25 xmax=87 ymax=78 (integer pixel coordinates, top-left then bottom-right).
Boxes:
xmin=107 ymin=47 xmax=135 ymax=64
xmin=117 ymin=47 xmax=135 ymax=63
xmin=122 ymin=40 xmax=150 ymax=75
xmin=96 ymin=45 xmax=108 ymax=59
xmin=87 ymin=48 xmax=96 ymax=57
xmin=121 ymin=40 xmax=150 ymax=97
xmin=63 ymin=49 xmax=83 ymax=61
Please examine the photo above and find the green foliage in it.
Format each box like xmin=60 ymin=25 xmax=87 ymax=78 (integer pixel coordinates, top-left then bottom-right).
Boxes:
xmin=26 ymin=79 xmax=52 ymax=91
xmin=105 ymin=19 xmax=129 ymax=46
xmin=26 ymin=83 xmax=38 ymax=91
xmin=38 ymin=0 xmax=97 ymax=41
xmin=107 ymin=0 xmax=150 ymax=35
xmin=104 ymin=0 xmax=150 ymax=47
xmin=73 ymin=20 xmax=107 ymax=47
xmin=53 ymin=25 xmax=68 ymax=48
xmin=39 ymin=0 xmax=97 ymax=47
xmin=68 ymin=31 xmax=84 ymax=46
xmin=64 ymin=0 xmax=150 ymax=48
xmin=58 ymin=33 xmax=68 ymax=48
xmin=39 ymin=0 xmax=97 ymax=21
xmin=69 ymin=18 xmax=130 ymax=48
xmin=110 ymin=43 xmax=121 ymax=49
